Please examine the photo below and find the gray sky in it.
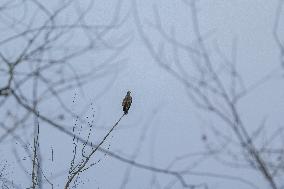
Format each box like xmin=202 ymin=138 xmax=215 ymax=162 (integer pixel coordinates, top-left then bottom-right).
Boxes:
xmin=0 ymin=0 xmax=284 ymax=188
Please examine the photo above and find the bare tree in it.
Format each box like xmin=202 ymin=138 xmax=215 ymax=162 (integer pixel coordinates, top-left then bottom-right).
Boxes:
xmin=0 ymin=0 xmax=217 ymax=187
xmin=2 ymin=0 xmax=284 ymax=188
xmin=65 ymin=110 xmax=125 ymax=189
xmin=0 ymin=0 xmax=133 ymax=188
xmin=134 ymin=0 xmax=284 ymax=188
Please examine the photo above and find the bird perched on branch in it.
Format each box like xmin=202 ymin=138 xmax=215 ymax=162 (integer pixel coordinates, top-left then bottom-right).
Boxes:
xmin=122 ymin=91 xmax=132 ymax=115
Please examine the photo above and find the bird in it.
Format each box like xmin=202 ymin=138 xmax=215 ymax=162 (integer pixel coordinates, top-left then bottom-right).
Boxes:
xmin=122 ymin=91 xmax=132 ymax=115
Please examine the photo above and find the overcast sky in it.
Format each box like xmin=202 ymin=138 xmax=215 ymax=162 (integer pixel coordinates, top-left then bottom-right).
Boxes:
xmin=1 ymin=0 xmax=284 ymax=189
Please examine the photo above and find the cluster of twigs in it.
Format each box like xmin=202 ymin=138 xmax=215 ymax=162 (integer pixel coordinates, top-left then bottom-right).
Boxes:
xmin=133 ymin=0 xmax=284 ymax=188
xmin=64 ymin=106 xmax=125 ymax=189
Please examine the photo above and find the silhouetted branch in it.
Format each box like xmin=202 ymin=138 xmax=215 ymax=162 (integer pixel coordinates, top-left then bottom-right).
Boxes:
xmin=64 ymin=114 xmax=125 ymax=189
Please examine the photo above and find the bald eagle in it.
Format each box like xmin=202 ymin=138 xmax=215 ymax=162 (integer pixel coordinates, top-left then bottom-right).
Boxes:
xmin=122 ymin=91 xmax=132 ymax=114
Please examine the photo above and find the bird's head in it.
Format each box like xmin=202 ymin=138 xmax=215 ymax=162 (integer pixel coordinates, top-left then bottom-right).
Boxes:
xmin=127 ymin=91 xmax=131 ymax=95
